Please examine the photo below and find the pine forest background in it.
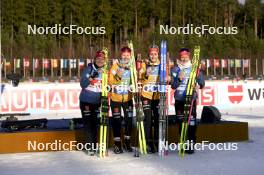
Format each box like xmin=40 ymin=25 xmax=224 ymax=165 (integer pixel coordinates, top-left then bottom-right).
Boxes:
xmin=1 ymin=0 xmax=264 ymax=77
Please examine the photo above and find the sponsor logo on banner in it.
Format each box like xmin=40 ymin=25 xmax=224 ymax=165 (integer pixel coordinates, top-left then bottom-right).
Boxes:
xmin=1 ymin=88 xmax=79 ymax=113
xmin=227 ymin=85 xmax=243 ymax=104
xmin=247 ymin=88 xmax=264 ymax=101
xmin=1 ymin=82 xmax=264 ymax=115
xmin=199 ymin=86 xmax=215 ymax=106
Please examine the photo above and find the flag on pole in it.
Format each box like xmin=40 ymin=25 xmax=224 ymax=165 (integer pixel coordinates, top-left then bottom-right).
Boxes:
xmin=221 ymin=59 xmax=228 ymax=68
xmin=201 ymin=59 xmax=206 ymax=68
xmin=1 ymin=59 xmax=3 ymax=66
xmin=210 ymin=59 xmax=215 ymax=67
xmin=34 ymin=58 xmax=40 ymax=69
xmin=235 ymin=59 xmax=241 ymax=68
xmin=23 ymin=58 xmax=30 ymax=67
xmin=229 ymin=59 xmax=235 ymax=68
xmin=43 ymin=58 xmax=50 ymax=69
xmin=13 ymin=58 xmax=16 ymax=69
xmin=70 ymin=59 xmax=77 ymax=68
xmin=243 ymin=59 xmax=249 ymax=68
xmin=52 ymin=59 xmax=58 ymax=68
xmin=214 ymin=59 xmax=220 ymax=68
xmin=60 ymin=59 xmax=69 ymax=69
xmin=79 ymin=59 xmax=85 ymax=68
xmin=60 ymin=59 xmax=64 ymax=69
xmin=16 ymin=59 xmax=21 ymax=68
xmin=63 ymin=59 xmax=68 ymax=68
xmin=5 ymin=59 xmax=11 ymax=67
xmin=206 ymin=59 xmax=210 ymax=68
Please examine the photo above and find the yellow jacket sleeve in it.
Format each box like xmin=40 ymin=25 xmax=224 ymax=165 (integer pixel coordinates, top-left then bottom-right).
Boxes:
xmin=109 ymin=63 xmax=122 ymax=86
xmin=139 ymin=62 xmax=147 ymax=81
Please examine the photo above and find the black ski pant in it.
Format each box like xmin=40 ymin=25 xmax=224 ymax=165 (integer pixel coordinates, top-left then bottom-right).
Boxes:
xmin=174 ymin=100 xmax=197 ymax=143
xmin=80 ymin=101 xmax=100 ymax=149
xmin=110 ymin=100 xmax=133 ymax=142
xmin=142 ymin=97 xmax=159 ymax=146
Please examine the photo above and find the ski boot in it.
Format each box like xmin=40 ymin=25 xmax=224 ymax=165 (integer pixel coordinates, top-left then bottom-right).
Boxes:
xmin=114 ymin=141 xmax=123 ymax=154
xmin=147 ymin=142 xmax=156 ymax=154
xmin=87 ymin=150 xmax=96 ymax=156
xmin=185 ymin=140 xmax=195 ymax=154
xmin=124 ymin=138 xmax=133 ymax=152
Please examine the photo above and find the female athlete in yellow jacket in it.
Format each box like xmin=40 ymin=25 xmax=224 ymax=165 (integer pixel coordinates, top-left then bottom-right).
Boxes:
xmin=109 ymin=46 xmax=134 ymax=154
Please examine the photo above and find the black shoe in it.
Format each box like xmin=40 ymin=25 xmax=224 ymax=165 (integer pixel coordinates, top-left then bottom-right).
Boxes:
xmin=147 ymin=145 xmax=155 ymax=154
xmin=114 ymin=141 xmax=123 ymax=154
xmin=147 ymin=143 xmax=156 ymax=154
xmin=185 ymin=149 xmax=195 ymax=154
xmin=154 ymin=142 xmax=158 ymax=153
xmin=87 ymin=150 xmax=96 ymax=156
xmin=185 ymin=140 xmax=195 ymax=154
xmin=83 ymin=149 xmax=95 ymax=156
xmin=124 ymin=139 xmax=133 ymax=152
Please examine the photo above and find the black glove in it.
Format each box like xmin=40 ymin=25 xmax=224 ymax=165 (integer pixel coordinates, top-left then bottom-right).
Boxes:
xmin=90 ymin=71 xmax=99 ymax=79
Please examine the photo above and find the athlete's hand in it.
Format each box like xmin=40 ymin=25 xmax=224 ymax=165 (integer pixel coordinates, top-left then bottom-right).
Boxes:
xmin=166 ymin=76 xmax=171 ymax=83
xmin=88 ymin=71 xmax=98 ymax=82
xmin=139 ymin=68 xmax=145 ymax=74
xmin=89 ymin=77 xmax=94 ymax=82
xmin=116 ymin=69 xmax=124 ymax=78
xmin=179 ymin=72 xmax=185 ymax=81
xmin=193 ymin=84 xmax=200 ymax=90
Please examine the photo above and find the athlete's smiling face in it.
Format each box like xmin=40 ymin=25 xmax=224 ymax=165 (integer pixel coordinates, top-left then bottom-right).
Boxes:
xmin=95 ymin=56 xmax=105 ymax=68
xmin=149 ymin=50 xmax=159 ymax=63
xmin=121 ymin=51 xmax=131 ymax=64
xmin=180 ymin=55 xmax=190 ymax=65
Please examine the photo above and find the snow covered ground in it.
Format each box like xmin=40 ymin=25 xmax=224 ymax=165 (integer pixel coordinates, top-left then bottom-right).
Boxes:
xmin=0 ymin=107 xmax=263 ymax=175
